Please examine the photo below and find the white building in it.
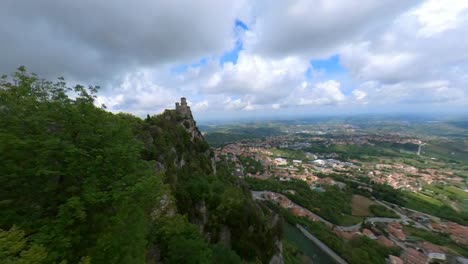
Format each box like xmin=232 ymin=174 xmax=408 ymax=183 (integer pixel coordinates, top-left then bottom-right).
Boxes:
xmin=274 ymin=158 xmax=287 ymax=166
xmin=428 ymin=253 xmax=446 ymax=261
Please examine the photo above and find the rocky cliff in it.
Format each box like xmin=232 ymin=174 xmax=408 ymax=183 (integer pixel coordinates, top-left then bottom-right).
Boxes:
xmin=0 ymin=68 xmax=282 ymax=264
xmin=138 ymin=98 xmax=283 ymax=263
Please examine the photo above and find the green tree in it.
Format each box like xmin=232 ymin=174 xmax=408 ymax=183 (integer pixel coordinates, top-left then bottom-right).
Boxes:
xmin=0 ymin=226 xmax=47 ymax=264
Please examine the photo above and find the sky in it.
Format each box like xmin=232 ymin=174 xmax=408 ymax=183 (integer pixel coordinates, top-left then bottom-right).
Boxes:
xmin=1 ymin=0 xmax=468 ymax=121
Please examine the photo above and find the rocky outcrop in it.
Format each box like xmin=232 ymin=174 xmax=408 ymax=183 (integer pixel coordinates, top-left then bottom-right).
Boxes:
xmin=269 ymin=240 xmax=284 ymax=264
xmin=175 ymin=97 xmax=204 ymax=142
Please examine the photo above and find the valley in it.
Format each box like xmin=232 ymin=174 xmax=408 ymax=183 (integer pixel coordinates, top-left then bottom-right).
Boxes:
xmin=204 ymin=117 xmax=468 ymax=264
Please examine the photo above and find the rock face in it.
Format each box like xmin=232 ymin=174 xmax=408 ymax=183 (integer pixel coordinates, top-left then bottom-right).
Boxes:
xmin=269 ymin=240 xmax=284 ymax=264
xmin=144 ymin=99 xmax=282 ymax=263
xmin=175 ymin=97 xmax=204 ymax=141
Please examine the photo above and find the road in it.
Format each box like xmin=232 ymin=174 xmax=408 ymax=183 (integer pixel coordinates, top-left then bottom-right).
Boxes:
xmin=376 ymin=200 xmax=431 ymax=230
xmin=252 ymin=190 xmax=408 ymax=232
xmin=296 ymin=224 xmax=348 ymax=264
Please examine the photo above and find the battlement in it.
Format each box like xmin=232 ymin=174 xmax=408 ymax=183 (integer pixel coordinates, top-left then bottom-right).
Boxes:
xmin=175 ymin=97 xmax=191 ymax=118
xmin=173 ymin=97 xmax=203 ymax=141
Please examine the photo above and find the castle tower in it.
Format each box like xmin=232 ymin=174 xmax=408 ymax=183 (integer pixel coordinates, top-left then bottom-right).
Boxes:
xmin=175 ymin=97 xmax=191 ymax=118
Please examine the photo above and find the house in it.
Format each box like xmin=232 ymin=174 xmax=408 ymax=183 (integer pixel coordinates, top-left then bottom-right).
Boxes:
xmin=312 ymin=159 xmax=326 ymax=166
xmin=377 ymin=235 xmax=394 ymax=247
xmin=387 ymin=222 xmax=406 ymax=241
xmin=362 ymin=228 xmax=377 ymax=240
xmin=388 ymin=255 xmax=403 ymax=264
xmin=292 ymin=159 xmax=302 ymax=165
xmin=274 ymin=158 xmax=287 ymax=166
xmin=428 ymin=253 xmax=446 ymax=262
xmin=421 ymin=242 xmax=446 ymax=262
xmin=401 ymin=248 xmax=428 ymax=264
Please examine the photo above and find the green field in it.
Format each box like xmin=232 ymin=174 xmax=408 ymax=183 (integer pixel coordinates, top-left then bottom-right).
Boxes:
xmin=270 ymin=148 xmax=308 ymax=161
xmin=406 ymin=192 xmax=443 ymax=206
xmin=423 ymin=185 xmax=468 ymax=212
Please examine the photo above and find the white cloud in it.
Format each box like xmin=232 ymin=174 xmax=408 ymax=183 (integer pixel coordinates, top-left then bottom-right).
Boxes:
xmin=338 ymin=0 xmax=468 ymax=107
xmin=286 ymin=80 xmax=346 ymax=106
xmin=192 ymin=100 xmax=209 ymax=112
xmin=352 ymin=90 xmax=367 ymax=101
xmin=355 ymin=80 xmax=465 ymax=105
xmin=2 ymin=0 xmax=467 ymax=118
xmin=202 ymin=52 xmax=309 ymax=104
xmin=96 ymin=68 xmax=180 ymax=115
xmin=412 ymin=0 xmax=468 ymax=37
xmin=245 ymin=0 xmax=419 ymax=57
xmin=0 ymin=0 xmax=247 ymax=80
xmin=341 ymin=43 xmax=418 ymax=83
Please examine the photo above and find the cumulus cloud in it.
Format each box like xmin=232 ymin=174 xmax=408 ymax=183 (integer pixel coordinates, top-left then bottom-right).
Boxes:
xmin=191 ymin=100 xmax=209 ymax=112
xmin=245 ymin=0 xmax=420 ymax=57
xmin=355 ymin=80 xmax=465 ymax=105
xmin=0 ymin=0 xmax=245 ymax=80
xmin=1 ymin=0 xmax=467 ymax=118
xmin=96 ymin=68 xmax=181 ymax=115
xmin=339 ymin=0 xmax=468 ymax=107
xmin=352 ymin=90 xmax=367 ymax=102
xmin=202 ymin=51 xmax=309 ymax=104
xmin=285 ymin=80 xmax=346 ymax=107
xmin=413 ymin=0 xmax=468 ymax=37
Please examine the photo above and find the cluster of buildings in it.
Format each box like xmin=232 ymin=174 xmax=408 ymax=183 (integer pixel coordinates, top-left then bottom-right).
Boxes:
xmin=253 ymin=190 xmax=468 ymax=264
xmin=214 ymin=141 xmax=359 ymax=183
xmin=311 ymin=158 xmax=356 ymax=171
xmin=367 ymin=163 xmax=463 ymax=191
xmin=337 ymin=219 xmax=468 ymax=264
xmin=211 ymin=128 xmax=468 ymax=264
xmin=215 ymin=132 xmax=468 ymax=264
xmin=431 ymin=221 xmax=468 ymax=246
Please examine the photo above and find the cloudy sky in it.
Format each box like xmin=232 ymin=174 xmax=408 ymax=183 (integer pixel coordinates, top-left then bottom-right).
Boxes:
xmin=1 ymin=0 xmax=467 ymax=121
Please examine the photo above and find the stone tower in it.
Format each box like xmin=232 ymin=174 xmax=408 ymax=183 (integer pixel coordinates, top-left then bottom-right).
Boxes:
xmin=175 ymin=97 xmax=192 ymax=118
xmin=173 ymin=97 xmax=203 ymax=141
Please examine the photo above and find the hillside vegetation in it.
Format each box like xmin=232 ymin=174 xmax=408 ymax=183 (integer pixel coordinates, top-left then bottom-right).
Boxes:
xmin=0 ymin=67 xmax=279 ymax=264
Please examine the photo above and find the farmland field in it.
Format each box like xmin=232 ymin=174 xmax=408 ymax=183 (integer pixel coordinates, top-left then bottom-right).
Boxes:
xmin=351 ymin=195 xmax=376 ymax=216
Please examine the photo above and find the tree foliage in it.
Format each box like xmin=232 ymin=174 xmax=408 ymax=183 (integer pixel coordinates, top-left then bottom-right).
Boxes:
xmin=0 ymin=67 xmax=278 ymax=263
xmin=0 ymin=67 xmax=163 ymax=263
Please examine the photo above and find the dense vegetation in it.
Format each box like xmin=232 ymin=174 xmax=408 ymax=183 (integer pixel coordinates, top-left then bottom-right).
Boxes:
xmin=0 ymin=68 xmax=279 ymax=263
xmin=239 ymin=156 xmax=265 ymax=175
xmin=204 ymin=126 xmax=284 ymax=147
xmin=303 ymin=141 xmax=418 ymax=160
xmin=369 ymin=205 xmax=399 ymax=218
xmin=281 ymin=240 xmax=306 ymax=264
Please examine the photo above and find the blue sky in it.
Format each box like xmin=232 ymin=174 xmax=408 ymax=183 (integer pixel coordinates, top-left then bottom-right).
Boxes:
xmin=219 ymin=20 xmax=248 ymax=64
xmin=1 ymin=0 xmax=467 ymax=120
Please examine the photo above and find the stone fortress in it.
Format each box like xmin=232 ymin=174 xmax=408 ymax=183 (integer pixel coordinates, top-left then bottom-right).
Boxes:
xmin=175 ymin=97 xmax=192 ymax=119
xmin=174 ymin=97 xmax=203 ymax=141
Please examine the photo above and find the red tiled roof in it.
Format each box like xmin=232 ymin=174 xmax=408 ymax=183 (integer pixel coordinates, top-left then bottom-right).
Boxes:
xmin=377 ymin=235 xmax=394 ymax=248
xmin=401 ymin=248 xmax=428 ymax=264
xmin=389 ymin=255 xmax=403 ymax=264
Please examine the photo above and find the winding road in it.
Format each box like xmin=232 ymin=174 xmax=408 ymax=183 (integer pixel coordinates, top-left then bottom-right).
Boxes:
xmin=252 ymin=190 xmax=411 ymax=232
